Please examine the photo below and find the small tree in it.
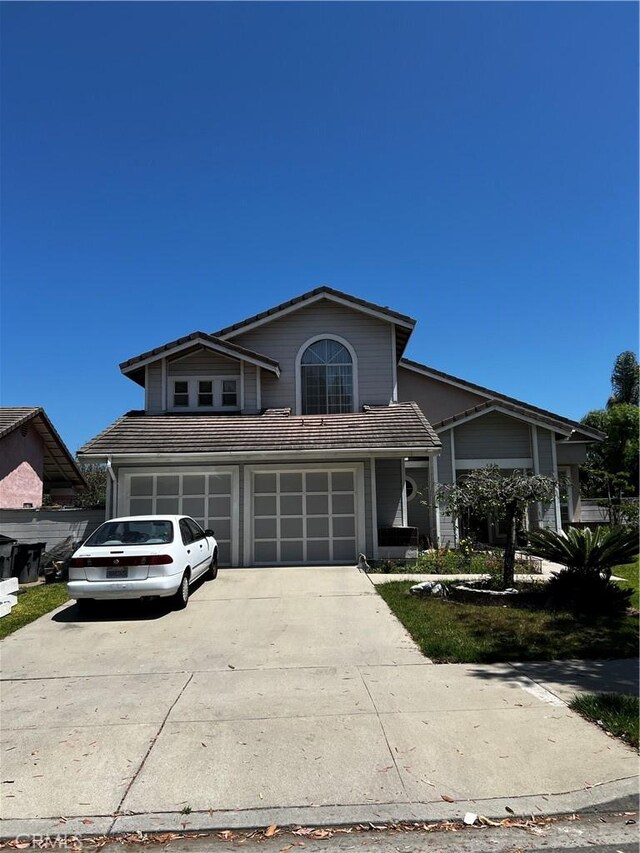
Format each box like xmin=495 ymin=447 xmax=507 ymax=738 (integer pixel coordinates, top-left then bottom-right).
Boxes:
xmin=436 ymin=466 xmax=558 ymax=588
xmin=75 ymin=462 xmax=107 ymax=508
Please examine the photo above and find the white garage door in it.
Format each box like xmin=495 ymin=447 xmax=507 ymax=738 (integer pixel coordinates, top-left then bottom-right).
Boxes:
xmin=122 ymin=470 xmax=236 ymax=565
xmin=251 ymin=469 xmax=359 ymax=565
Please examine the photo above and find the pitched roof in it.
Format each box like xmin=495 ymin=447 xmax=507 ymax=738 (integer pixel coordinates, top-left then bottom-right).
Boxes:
xmin=120 ymin=331 xmax=281 ymax=386
xmin=0 ymin=408 xmax=86 ymax=487
xmin=400 ymin=358 xmax=605 ymax=441
xmin=212 ymin=285 xmax=416 ymax=360
xmin=78 ymin=403 xmax=441 ymax=458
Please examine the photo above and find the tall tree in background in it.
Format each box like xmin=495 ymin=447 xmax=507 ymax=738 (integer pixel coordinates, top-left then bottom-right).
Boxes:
xmin=607 ymin=351 xmax=639 ymax=408
xmin=580 ymin=351 xmax=639 ymax=509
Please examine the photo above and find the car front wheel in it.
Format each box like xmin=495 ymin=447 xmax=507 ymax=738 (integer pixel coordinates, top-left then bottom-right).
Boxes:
xmin=174 ymin=573 xmax=190 ymax=609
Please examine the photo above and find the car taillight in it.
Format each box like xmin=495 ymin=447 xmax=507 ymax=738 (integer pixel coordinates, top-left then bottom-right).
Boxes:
xmin=70 ymin=555 xmax=173 ymax=567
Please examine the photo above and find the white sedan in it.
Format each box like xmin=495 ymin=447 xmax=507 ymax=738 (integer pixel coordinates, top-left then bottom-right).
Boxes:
xmin=68 ymin=515 xmax=218 ymax=610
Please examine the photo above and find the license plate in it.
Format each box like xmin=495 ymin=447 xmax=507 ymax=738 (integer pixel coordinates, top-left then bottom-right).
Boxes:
xmin=106 ymin=568 xmax=128 ymax=579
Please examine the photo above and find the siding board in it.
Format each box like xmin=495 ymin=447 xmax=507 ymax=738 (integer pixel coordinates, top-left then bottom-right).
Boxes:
xmin=375 ymin=458 xmax=403 ymax=527
xmin=454 ymin=412 xmax=531 ymax=459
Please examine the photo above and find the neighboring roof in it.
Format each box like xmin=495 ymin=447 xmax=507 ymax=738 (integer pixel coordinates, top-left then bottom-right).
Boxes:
xmin=400 ymin=358 xmax=605 ymax=441
xmin=120 ymin=331 xmax=281 ymax=387
xmin=78 ymin=403 xmax=441 ymax=458
xmin=212 ymin=285 xmax=416 ymax=360
xmin=0 ymin=408 xmax=86 ymax=487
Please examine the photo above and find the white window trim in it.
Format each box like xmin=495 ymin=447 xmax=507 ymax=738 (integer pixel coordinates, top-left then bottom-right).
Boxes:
xmin=169 ymin=376 xmax=240 ymax=412
xmin=405 ymin=474 xmax=418 ymax=503
xmin=294 ymin=334 xmax=359 ymax=416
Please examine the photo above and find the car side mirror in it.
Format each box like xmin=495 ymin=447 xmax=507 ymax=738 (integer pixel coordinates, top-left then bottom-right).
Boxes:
xmin=205 ymin=529 xmax=215 ymax=538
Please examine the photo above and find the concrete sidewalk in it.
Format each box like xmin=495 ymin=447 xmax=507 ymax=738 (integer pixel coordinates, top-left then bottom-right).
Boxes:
xmin=0 ymin=566 xmax=637 ymax=839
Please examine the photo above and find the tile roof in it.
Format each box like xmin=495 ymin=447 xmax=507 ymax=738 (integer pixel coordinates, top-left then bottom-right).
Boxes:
xmin=0 ymin=407 xmax=86 ymax=487
xmin=119 ymin=332 xmax=280 ymax=375
xmin=78 ymin=403 xmax=441 ymax=457
xmin=401 ymin=358 xmax=605 ymax=441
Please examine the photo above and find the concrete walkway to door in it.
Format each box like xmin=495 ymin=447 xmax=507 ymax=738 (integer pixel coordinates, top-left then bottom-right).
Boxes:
xmin=0 ymin=566 xmax=637 ymax=839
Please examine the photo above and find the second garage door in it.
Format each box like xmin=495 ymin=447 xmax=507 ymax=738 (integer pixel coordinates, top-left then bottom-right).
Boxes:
xmin=250 ymin=468 xmax=360 ymax=565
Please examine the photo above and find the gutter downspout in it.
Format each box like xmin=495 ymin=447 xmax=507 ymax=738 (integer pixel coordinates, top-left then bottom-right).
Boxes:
xmin=106 ymin=457 xmax=117 ymax=518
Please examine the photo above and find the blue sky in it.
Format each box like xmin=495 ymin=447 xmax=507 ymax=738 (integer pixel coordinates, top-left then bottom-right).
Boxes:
xmin=1 ymin=2 xmax=637 ymax=454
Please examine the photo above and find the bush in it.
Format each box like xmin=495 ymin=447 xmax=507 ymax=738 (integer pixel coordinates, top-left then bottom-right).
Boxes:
xmin=544 ymin=570 xmax=634 ymax=616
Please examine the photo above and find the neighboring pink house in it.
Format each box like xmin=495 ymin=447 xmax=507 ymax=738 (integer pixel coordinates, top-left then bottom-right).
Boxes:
xmin=0 ymin=408 xmax=85 ymax=508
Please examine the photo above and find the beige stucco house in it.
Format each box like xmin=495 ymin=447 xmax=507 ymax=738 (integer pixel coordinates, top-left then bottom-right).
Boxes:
xmin=78 ymin=287 xmax=603 ymax=566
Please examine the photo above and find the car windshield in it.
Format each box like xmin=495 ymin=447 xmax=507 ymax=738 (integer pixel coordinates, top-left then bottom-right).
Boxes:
xmin=84 ymin=520 xmax=174 ymax=547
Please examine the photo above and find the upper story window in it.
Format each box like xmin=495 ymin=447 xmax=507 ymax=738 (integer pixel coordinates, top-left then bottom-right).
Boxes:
xmin=301 ymin=339 xmax=353 ymax=414
xmin=171 ymin=377 xmax=238 ymax=410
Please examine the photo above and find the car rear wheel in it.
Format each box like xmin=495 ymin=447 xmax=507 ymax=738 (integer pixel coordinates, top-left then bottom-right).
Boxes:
xmin=205 ymin=551 xmax=218 ymax=581
xmin=174 ymin=573 xmax=190 ymax=609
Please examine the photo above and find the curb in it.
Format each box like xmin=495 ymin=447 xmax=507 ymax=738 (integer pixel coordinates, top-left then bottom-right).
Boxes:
xmin=1 ymin=776 xmax=637 ymax=840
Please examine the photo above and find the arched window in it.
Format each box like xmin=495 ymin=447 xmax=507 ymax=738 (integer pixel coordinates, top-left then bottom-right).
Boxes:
xmin=300 ymin=339 xmax=353 ymax=414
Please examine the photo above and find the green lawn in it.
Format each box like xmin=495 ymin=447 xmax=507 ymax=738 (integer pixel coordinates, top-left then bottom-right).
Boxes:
xmin=376 ymin=581 xmax=639 ymax=664
xmin=0 ymin=583 xmax=69 ymax=641
xmin=570 ymin=693 xmax=639 ymax=749
xmin=614 ymin=557 xmax=639 ymax=609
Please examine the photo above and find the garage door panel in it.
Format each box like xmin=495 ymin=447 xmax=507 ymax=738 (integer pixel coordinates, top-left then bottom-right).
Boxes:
xmin=307 ymin=540 xmax=330 ymax=562
xmin=129 ymin=497 xmax=153 ymax=515
xmin=281 ymin=517 xmax=303 ymax=539
xmin=212 ymin=518 xmax=231 ymax=539
xmin=333 ymin=494 xmax=354 ymax=514
xmin=306 ymin=473 xmax=328 ymax=492
xmin=255 ymin=541 xmax=277 ymax=563
xmin=183 ymin=475 xmax=206 ymax=495
xmin=183 ymin=497 xmax=205 ymax=518
xmin=157 ymin=476 xmax=180 ymax=496
xmin=208 ymin=496 xmax=231 ymax=517
xmin=334 ymin=539 xmax=356 ymax=561
xmin=333 ymin=516 xmax=355 ymax=537
xmin=332 ymin=471 xmax=354 ymax=491
xmin=280 ymin=473 xmax=303 ymax=492
xmin=281 ymin=541 xmax=304 ymax=562
xmin=157 ymin=497 xmax=180 ymax=514
xmin=254 ymin=473 xmax=277 ymax=493
xmin=280 ymin=495 xmax=302 ymax=515
xmin=306 ymin=495 xmax=328 ymax=515
xmin=255 ymin=517 xmax=277 ymax=539
xmin=131 ymin=477 xmax=153 ymax=496
xmin=255 ymin=495 xmax=277 ymax=516
xmin=307 ymin=517 xmax=329 ymax=538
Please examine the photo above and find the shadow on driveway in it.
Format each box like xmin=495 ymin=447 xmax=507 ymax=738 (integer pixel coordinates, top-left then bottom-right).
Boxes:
xmin=52 ymin=577 xmax=208 ymax=624
xmin=467 ymin=657 xmax=639 ymax=699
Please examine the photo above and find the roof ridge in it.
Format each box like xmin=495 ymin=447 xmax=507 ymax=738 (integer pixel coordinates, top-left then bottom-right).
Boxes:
xmin=211 ymin=285 xmax=416 ymax=338
xmin=119 ymin=330 xmax=280 ymax=372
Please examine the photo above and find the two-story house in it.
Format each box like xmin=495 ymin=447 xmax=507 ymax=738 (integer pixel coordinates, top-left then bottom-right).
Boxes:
xmin=78 ymin=287 xmax=603 ymax=566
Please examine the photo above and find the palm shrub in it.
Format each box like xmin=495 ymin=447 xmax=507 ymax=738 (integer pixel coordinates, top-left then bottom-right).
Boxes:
xmin=527 ymin=527 xmax=639 ymax=615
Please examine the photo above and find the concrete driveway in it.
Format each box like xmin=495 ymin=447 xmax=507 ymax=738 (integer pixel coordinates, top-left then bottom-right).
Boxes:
xmin=1 ymin=567 xmax=637 ymax=838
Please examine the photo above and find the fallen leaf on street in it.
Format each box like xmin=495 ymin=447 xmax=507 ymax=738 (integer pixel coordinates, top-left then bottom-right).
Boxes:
xmin=265 ymin=824 xmax=278 ymax=837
